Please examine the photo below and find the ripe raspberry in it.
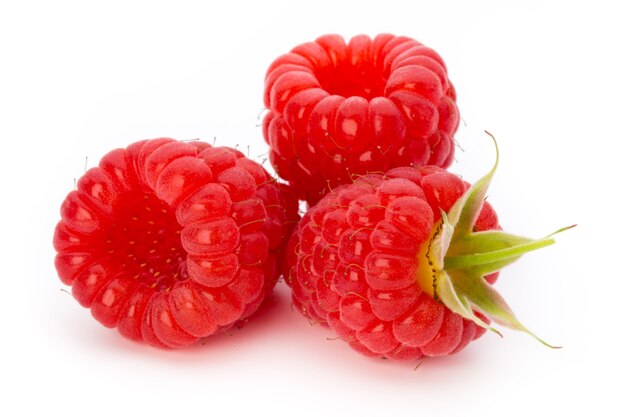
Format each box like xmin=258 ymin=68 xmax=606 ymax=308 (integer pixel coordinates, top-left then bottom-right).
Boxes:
xmin=54 ymin=138 xmax=298 ymax=348
xmin=285 ymin=140 xmax=567 ymax=359
xmin=263 ymin=33 xmax=459 ymax=204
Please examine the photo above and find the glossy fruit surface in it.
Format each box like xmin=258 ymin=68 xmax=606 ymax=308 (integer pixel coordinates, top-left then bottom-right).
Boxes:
xmin=285 ymin=143 xmax=565 ymax=359
xmin=263 ymin=34 xmax=459 ymax=204
xmin=54 ymin=138 xmax=298 ymax=347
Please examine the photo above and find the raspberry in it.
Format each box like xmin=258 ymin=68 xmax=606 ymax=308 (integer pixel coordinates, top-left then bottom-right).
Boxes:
xmin=54 ymin=138 xmax=298 ymax=348
xmin=285 ymin=141 xmax=568 ymax=359
xmin=263 ymin=34 xmax=459 ymax=204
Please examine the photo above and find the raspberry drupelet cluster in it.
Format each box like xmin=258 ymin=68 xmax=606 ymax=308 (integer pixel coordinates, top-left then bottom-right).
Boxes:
xmin=263 ymin=34 xmax=459 ymax=205
xmin=283 ymin=137 xmax=568 ymax=359
xmin=53 ymin=33 xmax=568 ymax=359
xmin=283 ymin=166 xmax=496 ymax=359
xmin=54 ymin=138 xmax=298 ymax=347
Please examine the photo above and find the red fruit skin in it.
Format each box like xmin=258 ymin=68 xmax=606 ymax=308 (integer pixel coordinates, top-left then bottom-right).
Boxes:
xmin=54 ymin=138 xmax=299 ymax=348
xmin=285 ymin=166 xmax=499 ymax=359
xmin=264 ymin=34 xmax=460 ymax=205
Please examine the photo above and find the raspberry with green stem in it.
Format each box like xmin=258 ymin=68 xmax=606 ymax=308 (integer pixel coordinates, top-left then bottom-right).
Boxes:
xmin=284 ymin=133 xmax=572 ymax=359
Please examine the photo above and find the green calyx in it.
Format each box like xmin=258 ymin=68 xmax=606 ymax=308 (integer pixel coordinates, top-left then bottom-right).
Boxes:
xmin=425 ymin=133 xmax=573 ymax=348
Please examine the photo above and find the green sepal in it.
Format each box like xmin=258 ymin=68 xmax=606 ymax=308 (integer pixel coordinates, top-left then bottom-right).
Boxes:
xmin=426 ymin=133 xmax=570 ymax=348
xmin=447 ymin=230 xmax=537 ymax=256
xmin=444 ymin=234 xmax=556 ymax=271
xmin=446 ymin=134 xmax=499 ymax=238
xmin=430 ymin=213 xmax=454 ymax=271
xmin=435 ymin=271 xmax=503 ymax=337
xmin=448 ymin=270 xmax=560 ymax=348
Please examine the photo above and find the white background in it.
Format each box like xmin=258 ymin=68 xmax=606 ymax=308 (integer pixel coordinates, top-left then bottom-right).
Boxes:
xmin=1 ymin=0 xmax=623 ymax=415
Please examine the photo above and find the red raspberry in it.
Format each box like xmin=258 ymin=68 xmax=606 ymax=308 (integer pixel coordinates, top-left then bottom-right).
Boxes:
xmin=263 ymin=34 xmax=459 ymax=204
xmin=285 ymin=143 xmax=566 ymax=359
xmin=54 ymin=138 xmax=298 ymax=348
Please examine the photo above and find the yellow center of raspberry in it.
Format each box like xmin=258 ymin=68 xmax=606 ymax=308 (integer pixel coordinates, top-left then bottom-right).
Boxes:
xmin=415 ymin=220 xmax=442 ymax=297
